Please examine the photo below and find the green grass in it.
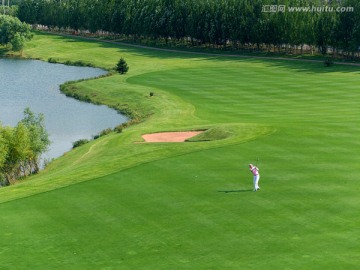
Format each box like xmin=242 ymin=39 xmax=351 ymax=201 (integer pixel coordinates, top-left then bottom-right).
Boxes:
xmin=1 ymin=32 xmax=360 ymax=269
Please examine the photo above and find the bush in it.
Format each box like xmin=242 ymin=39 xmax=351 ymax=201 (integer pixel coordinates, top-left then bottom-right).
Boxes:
xmin=324 ymin=58 xmax=334 ymax=67
xmin=92 ymin=128 xmax=113 ymax=140
xmin=113 ymin=125 xmax=123 ymax=133
xmin=48 ymin=57 xmax=58 ymax=63
xmin=63 ymin=60 xmax=95 ymax=67
xmin=115 ymin=57 xmax=129 ymax=74
xmin=72 ymin=139 xmax=89 ymax=149
xmin=99 ymin=128 xmax=112 ymax=137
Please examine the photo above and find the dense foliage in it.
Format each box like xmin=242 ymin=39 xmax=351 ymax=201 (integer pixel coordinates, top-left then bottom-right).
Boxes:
xmin=1 ymin=4 xmax=18 ymax=16
xmin=0 ymin=108 xmax=50 ymax=186
xmin=0 ymin=14 xmax=33 ymax=51
xmin=16 ymin=0 xmax=360 ymax=56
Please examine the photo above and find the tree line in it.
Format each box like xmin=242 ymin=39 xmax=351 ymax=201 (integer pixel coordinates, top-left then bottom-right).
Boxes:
xmin=0 ymin=108 xmax=50 ymax=186
xmin=15 ymin=0 xmax=360 ymax=57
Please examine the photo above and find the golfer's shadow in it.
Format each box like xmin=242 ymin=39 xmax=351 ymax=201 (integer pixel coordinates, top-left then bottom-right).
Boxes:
xmin=218 ymin=189 xmax=253 ymax=193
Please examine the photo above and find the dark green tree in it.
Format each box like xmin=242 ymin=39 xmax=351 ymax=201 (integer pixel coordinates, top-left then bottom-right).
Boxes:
xmin=115 ymin=57 xmax=129 ymax=74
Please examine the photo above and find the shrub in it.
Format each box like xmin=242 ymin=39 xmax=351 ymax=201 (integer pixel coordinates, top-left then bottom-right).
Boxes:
xmin=72 ymin=139 xmax=89 ymax=149
xmin=324 ymin=58 xmax=334 ymax=67
xmin=63 ymin=60 xmax=95 ymax=67
xmin=48 ymin=57 xmax=58 ymax=63
xmin=99 ymin=128 xmax=112 ymax=137
xmin=92 ymin=128 xmax=113 ymax=140
xmin=113 ymin=125 xmax=123 ymax=133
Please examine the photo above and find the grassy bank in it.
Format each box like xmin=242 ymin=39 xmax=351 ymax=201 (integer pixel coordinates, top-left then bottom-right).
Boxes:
xmin=0 ymin=32 xmax=360 ymax=269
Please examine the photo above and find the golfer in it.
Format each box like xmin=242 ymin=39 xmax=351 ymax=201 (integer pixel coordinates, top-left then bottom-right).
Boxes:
xmin=249 ymin=164 xmax=260 ymax=191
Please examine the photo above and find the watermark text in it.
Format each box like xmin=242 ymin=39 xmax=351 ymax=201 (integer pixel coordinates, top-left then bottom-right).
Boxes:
xmin=262 ymin=5 xmax=354 ymax=13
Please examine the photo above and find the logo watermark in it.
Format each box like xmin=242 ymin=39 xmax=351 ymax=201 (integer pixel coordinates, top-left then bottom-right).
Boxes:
xmin=262 ymin=5 xmax=354 ymax=13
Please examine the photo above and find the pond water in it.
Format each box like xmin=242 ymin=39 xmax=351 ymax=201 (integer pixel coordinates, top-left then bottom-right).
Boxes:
xmin=0 ymin=58 xmax=127 ymax=160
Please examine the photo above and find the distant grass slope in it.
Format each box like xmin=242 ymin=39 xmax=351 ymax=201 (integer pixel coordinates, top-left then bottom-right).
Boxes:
xmin=1 ymin=32 xmax=360 ymax=269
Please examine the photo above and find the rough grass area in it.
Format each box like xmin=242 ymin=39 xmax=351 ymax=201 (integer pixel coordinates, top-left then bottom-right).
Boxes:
xmin=186 ymin=126 xmax=233 ymax=142
xmin=1 ymin=32 xmax=360 ymax=269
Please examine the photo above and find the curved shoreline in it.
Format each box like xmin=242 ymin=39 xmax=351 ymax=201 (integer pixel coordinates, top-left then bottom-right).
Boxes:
xmin=0 ymin=58 xmax=127 ymax=161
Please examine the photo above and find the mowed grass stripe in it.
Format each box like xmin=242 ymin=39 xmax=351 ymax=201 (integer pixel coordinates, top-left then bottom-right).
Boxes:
xmin=127 ymin=66 xmax=360 ymax=125
xmin=1 ymin=138 xmax=359 ymax=269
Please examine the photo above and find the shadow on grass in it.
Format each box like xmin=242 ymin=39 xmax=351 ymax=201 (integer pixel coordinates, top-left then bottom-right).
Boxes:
xmin=37 ymin=32 xmax=360 ymax=75
xmin=97 ymin=44 xmax=360 ymax=74
xmin=48 ymin=32 xmax=360 ymax=74
xmin=218 ymin=189 xmax=253 ymax=193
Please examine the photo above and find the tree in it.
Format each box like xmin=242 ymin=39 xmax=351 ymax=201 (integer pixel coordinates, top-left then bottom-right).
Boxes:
xmin=14 ymin=0 xmax=360 ymax=57
xmin=314 ymin=1 xmax=338 ymax=55
xmin=0 ymin=14 xmax=33 ymax=51
xmin=0 ymin=127 xmax=8 ymax=173
xmin=0 ymin=122 xmax=31 ymax=184
xmin=21 ymin=107 xmax=50 ymax=173
xmin=0 ymin=108 xmax=50 ymax=186
xmin=115 ymin=57 xmax=129 ymax=74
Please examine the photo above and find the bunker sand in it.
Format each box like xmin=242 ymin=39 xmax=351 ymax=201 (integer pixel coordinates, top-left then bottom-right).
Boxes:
xmin=142 ymin=131 xmax=203 ymax=142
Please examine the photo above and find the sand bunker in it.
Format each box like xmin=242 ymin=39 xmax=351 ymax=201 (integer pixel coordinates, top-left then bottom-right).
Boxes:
xmin=142 ymin=131 xmax=203 ymax=142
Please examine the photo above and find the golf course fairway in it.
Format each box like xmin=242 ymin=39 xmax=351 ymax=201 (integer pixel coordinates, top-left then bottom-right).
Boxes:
xmin=0 ymin=32 xmax=359 ymax=269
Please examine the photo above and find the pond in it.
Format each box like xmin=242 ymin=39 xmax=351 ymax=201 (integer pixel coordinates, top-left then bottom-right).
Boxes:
xmin=0 ymin=58 xmax=127 ymax=160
